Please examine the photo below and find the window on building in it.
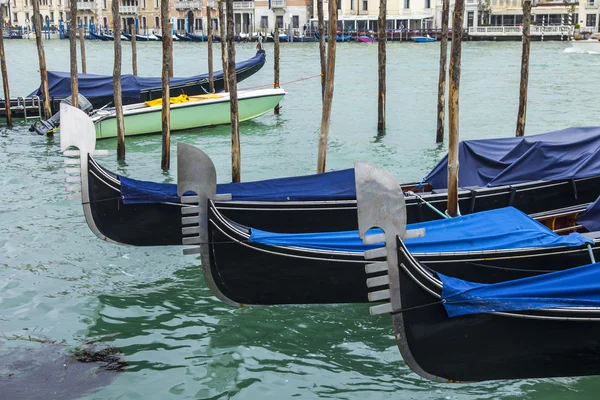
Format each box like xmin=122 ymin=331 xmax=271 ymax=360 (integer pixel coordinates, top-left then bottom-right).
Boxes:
xmin=155 ymin=16 xmax=159 ymax=28
xmin=467 ymin=11 xmax=473 ymax=26
xmin=260 ymin=15 xmax=268 ymax=28
xmin=12 ymin=0 xmax=15 ymax=8
xmin=154 ymin=0 xmax=158 ymax=7
xmin=24 ymin=0 xmax=28 ymax=7
xmin=588 ymin=0 xmax=596 ymax=7
xmin=195 ymin=18 xmax=202 ymax=30
xmin=403 ymin=0 xmax=409 ymax=8
xmin=362 ymin=0 xmax=367 ymax=10
xmin=25 ymin=12 xmax=30 ymax=23
xmin=50 ymin=11 xmax=54 ymax=21
xmin=292 ymin=15 xmax=299 ymax=28
xmin=350 ymin=0 xmax=353 ymax=10
xmin=276 ymin=15 xmax=283 ymax=28
xmin=177 ymin=18 xmax=185 ymax=31
xmin=142 ymin=0 xmax=146 ymax=8
xmin=103 ymin=16 xmax=107 ymax=27
xmin=12 ymin=12 xmax=17 ymax=23
xmin=337 ymin=0 xmax=341 ymax=9
xmin=424 ymin=0 xmax=430 ymax=8
xmin=103 ymin=0 xmax=106 ymax=7
xmin=587 ymin=13 xmax=597 ymax=27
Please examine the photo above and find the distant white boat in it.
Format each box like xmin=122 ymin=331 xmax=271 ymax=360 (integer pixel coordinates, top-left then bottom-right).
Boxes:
xmin=570 ymin=34 xmax=600 ymax=53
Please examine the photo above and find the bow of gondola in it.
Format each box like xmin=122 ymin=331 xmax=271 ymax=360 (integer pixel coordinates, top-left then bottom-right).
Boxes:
xmin=355 ymin=160 xmax=600 ymax=383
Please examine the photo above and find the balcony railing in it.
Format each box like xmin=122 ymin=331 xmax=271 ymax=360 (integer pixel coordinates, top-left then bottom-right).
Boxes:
xmin=233 ymin=0 xmax=254 ymax=8
xmin=119 ymin=5 xmax=138 ymax=13
xmin=77 ymin=1 xmax=94 ymax=9
xmin=174 ymin=0 xmax=201 ymax=9
xmin=271 ymin=0 xmax=285 ymax=7
xmin=469 ymin=25 xmax=570 ymax=36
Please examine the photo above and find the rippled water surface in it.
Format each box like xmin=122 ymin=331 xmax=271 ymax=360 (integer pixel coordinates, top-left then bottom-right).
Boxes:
xmin=1 ymin=39 xmax=600 ymax=399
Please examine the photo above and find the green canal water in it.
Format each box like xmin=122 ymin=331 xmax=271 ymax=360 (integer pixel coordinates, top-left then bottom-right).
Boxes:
xmin=1 ymin=39 xmax=600 ymax=399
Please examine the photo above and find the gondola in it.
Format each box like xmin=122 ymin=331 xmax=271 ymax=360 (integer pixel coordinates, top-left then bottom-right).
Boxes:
xmin=186 ymin=33 xmax=222 ymax=42
xmin=60 ymin=112 xmax=600 ymax=247
xmin=355 ymin=161 xmax=600 ymax=382
xmin=175 ymin=33 xmax=192 ymax=41
xmin=27 ymin=50 xmax=266 ymax=113
xmin=89 ymin=31 xmax=111 ymax=41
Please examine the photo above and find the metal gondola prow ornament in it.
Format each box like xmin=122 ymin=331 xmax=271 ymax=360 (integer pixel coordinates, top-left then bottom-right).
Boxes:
xmin=355 ymin=160 xmax=437 ymax=382
xmin=354 ymin=161 xmax=424 ymax=315
xmin=60 ymin=104 xmax=112 ymax=241
xmin=176 ymin=143 xmax=237 ymax=306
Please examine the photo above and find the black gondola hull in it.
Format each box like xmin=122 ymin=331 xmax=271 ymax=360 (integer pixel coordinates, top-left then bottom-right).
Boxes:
xmin=202 ymin=202 xmax=600 ymax=305
xmin=86 ymin=156 xmax=600 ymax=246
xmin=391 ymin=239 xmax=600 ymax=382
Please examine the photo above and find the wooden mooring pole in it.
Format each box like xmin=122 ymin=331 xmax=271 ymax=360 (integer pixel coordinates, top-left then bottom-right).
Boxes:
xmin=32 ymin=0 xmax=51 ymax=118
xmin=516 ymin=0 xmax=531 ymax=137
xmin=274 ymin=23 xmax=280 ymax=115
xmin=316 ymin=0 xmax=326 ymax=98
xmin=69 ymin=0 xmax=78 ymax=108
xmin=112 ymin=0 xmax=125 ymax=160
xmin=207 ymin=5 xmax=214 ymax=93
xmin=316 ymin=0 xmax=337 ymax=173
xmin=161 ymin=0 xmax=171 ymax=169
xmin=218 ymin=0 xmax=228 ymax=92
xmin=377 ymin=0 xmax=386 ymax=131
xmin=130 ymin=24 xmax=137 ymax=76
xmin=79 ymin=27 xmax=86 ymax=74
xmin=435 ymin=0 xmax=449 ymax=143
xmin=226 ymin=0 xmax=240 ymax=182
xmin=447 ymin=0 xmax=465 ymax=217
xmin=0 ymin=9 xmax=11 ymax=126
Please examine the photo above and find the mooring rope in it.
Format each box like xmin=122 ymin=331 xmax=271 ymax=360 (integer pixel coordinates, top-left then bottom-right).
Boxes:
xmin=242 ymin=73 xmax=322 ymax=91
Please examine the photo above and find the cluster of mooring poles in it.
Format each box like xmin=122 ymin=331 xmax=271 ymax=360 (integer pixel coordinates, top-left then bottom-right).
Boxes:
xmin=432 ymin=0 xmax=532 ymax=214
xmin=7 ymin=0 xmax=534 ymax=200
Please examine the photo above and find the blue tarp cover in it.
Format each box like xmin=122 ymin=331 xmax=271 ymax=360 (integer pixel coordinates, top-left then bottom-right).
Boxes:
xmin=424 ymin=127 xmax=600 ymax=189
xmin=248 ymin=207 xmax=592 ymax=253
xmin=440 ymin=261 xmax=600 ymax=318
xmin=29 ymin=50 xmax=265 ymax=100
xmin=118 ymin=168 xmax=356 ymax=204
xmin=577 ymin=195 xmax=600 ymax=232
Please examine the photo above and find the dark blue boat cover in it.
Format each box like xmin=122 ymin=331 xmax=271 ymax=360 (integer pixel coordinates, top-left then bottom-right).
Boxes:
xmin=248 ymin=207 xmax=592 ymax=253
xmin=424 ymin=127 xmax=600 ymax=189
xmin=29 ymin=50 xmax=265 ymax=100
xmin=118 ymin=168 xmax=356 ymax=203
xmin=577 ymin=195 xmax=600 ymax=232
xmin=440 ymin=261 xmax=600 ymax=318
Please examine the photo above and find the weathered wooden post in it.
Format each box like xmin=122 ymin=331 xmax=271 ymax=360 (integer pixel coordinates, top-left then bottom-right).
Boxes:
xmin=130 ymin=24 xmax=137 ymax=75
xmin=0 ymin=9 xmax=11 ymax=126
xmin=113 ymin=0 xmax=126 ymax=159
xmin=169 ymin=22 xmax=174 ymax=78
xmin=316 ymin=0 xmax=326 ymax=98
xmin=207 ymin=5 xmax=214 ymax=92
xmin=226 ymin=0 xmax=240 ymax=181
xmin=79 ymin=27 xmax=87 ymax=74
xmin=274 ymin=23 xmax=280 ymax=115
xmin=161 ymin=0 xmax=171 ymax=169
xmin=218 ymin=0 xmax=228 ymax=91
xmin=316 ymin=0 xmax=337 ymax=173
xmin=377 ymin=0 xmax=386 ymax=131
xmin=69 ymin=0 xmax=78 ymax=108
xmin=32 ymin=0 xmax=52 ymax=118
xmin=435 ymin=0 xmax=449 ymax=143
xmin=447 ymin=0 xmax=465 ymax=217
xmin=516 ymin=0 xmax=531 ymax=137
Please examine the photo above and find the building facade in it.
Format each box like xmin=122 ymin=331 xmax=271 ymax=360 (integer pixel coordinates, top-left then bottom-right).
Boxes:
xmin=2 ymin=0 xmax=596 ymax=35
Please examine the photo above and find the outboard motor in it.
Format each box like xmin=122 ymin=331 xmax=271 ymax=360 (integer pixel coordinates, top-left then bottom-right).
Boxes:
xmin=30 ymin=94 xmax=93 ymax=136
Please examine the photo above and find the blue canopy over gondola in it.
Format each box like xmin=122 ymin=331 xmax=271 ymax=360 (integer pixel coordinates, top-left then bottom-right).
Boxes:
xmin=440 ymin=260 xmax=600 ymax=318
xmin=116 ymin=126 xmax=600 ymax=204
xmin=424 ymin=126 xmax=600 ymax=189
xmin=29 ymin=50 xmax=266 ymax=101
xmin=248 ymin=207 xmax=592 ymax=253
xmin=119 ymin=168 xmax=356 ymax=204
